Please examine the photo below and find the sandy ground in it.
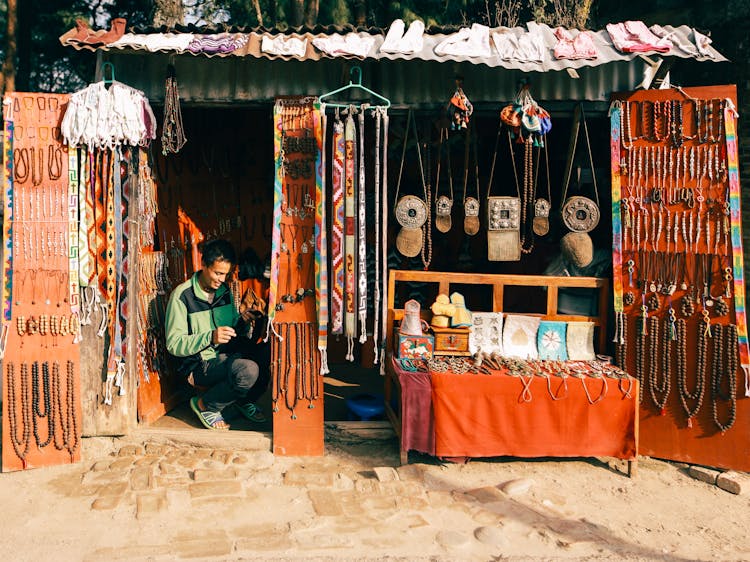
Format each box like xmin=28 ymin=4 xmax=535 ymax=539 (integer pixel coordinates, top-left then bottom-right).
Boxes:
xmin=0 ymin=425 xmax=748 ymax=562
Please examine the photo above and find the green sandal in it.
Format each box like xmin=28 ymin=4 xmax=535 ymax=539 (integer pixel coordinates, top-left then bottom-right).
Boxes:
xmin=190 ymin=397 xmax=230 ymax=430
xmin=235 ymin=402 xmax=267 ymax=423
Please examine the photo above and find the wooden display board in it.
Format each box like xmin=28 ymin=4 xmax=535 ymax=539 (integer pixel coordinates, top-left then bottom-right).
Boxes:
xmin=269 ymin=98 xmax=324 ymax=456
xmin=1 ymin=93 xmax=83 ymax=471
xmin=611 ymin=85 xmax=750 ymax=471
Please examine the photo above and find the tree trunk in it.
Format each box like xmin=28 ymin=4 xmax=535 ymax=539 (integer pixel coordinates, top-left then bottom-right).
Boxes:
xmin=0 ymin=0 xmax=18 ymax=95
xmin=304 ymin=0 xmax=319 ymax=26
xmin=252 ymin=0 xmax=264 ymax=26
xmin=290 ymin=0 xmax=305 ymax=26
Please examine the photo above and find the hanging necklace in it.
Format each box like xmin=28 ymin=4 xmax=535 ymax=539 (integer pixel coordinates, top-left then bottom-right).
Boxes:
xmin=7 ymin=362 xmax=32 ymax=468
xmin=31 ymin=146 xmax=44 ymax=186
xmin=712 ymin=323 xmax=737 ymax=432
xmin=14 ymin=148 xmax=29 ymax=184
xmin=420 ymin=138 xmax=433 ymax=270
xmin=650 ymin=315 xmax=672 ymax=415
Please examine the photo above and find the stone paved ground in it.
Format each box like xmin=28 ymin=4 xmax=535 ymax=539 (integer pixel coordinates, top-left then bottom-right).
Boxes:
xmin=1 ymin=426 xmax=749 ymax=561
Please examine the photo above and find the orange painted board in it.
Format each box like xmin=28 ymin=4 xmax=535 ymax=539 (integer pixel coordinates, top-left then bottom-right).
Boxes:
xmin=612 ymin=85 xmax=750 ymax=471
xmin=2 ymin=93 xmax=83 ymax=472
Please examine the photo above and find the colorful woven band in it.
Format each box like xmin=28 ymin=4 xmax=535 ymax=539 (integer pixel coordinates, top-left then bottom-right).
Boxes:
xmin=723 ymin=102 xmax=750 ymax=396
xmin=330 ymin=118 xmax=345 ymax=335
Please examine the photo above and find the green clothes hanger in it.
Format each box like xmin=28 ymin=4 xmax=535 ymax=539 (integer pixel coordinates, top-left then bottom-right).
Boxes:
xmin=101 ymin=62 xmax=116 ymax=88
xmin=318 ymin=66 xmax=391 ymax=109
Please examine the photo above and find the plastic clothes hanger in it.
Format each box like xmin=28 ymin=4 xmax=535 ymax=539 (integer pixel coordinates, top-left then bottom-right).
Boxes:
xmin=101 ymin=62 xmax=116 ymax=89
xmin=318 ymin=66 xmax=391 ymax=109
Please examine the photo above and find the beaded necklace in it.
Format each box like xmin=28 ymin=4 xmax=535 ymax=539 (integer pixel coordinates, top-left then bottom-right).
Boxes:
xmin=711 ymin=323 xmax=737 ymax=432
xmin=32 ymin=361 xmax=53 ymax=448
xmin=283 ymin=322 xmax=298 ymax=419
xmin=678 ymin=316 xmax=706 ymax=428
xmin=621 ymin=100 xmax=635 ymax=149
xmin=649 ymin=315 xmax=672 ymax=415
xmin=7 ymin=362 xmax=32 ymax=468
xmin=635 ymin=322 xmax=646 ymax=403
xmin=271 ymin=323 xmax=282 ymax=412
xmin=670 ymin=100 xmax=683 ymax=148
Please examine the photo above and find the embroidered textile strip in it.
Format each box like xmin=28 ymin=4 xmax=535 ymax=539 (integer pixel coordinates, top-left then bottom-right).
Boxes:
xmin=95 ymin=150 xmax=108 ymax=302
xmin=267 ymin=101 xmax=284 ymax=334
xmin=105 ymin=151 xmax=117 ymax=319
xmin=609 ymin=103 xmax=624 ymax=316
xmin=85 ymin=150 xmax=97 ymax=287
xmin=67 ymin=149 xmax=82 ymax=344
xmin=380 ymin=112 xmax=389 ymax=370
xmin=723 ymin=103 xmax=750 ymax=396
xmin=104 ymin=149 xmax=124 ymax=404
xmin=77 ymin=148 xmax=93 ymax=287
xmin=315 ymin=103 xmax=329 ymax=374
xmin=373 ymin=109 xmax=382 ymax=363
xmin=344 ymin=112 xmax=357 ymax=359
xmin=357 ymin=109 xmax=367 ymax=344
xmin=330 ymin=117 xmax=345 ymax=335
xmin=2 ymin=112 xmax=14 ymax=327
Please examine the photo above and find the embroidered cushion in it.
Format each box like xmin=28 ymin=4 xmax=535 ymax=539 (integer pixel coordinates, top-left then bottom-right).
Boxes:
xmin=469 ymin=312 xmax=504 ymax=355
xmin=537 ymin=320 xmax=568 ymax=360
xmin=502 ymin=314 xmax=541 ymax=359
xmin=566 ymin=321 xmax=596 ymax=360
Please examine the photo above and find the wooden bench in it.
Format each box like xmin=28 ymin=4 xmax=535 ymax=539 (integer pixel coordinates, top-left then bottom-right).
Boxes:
xmin=383 ymin=269 xmax=638 ymax=476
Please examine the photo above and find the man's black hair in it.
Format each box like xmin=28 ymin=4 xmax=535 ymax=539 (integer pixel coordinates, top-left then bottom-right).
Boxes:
xmin=200 ymin=239 xmax=236 ymax=266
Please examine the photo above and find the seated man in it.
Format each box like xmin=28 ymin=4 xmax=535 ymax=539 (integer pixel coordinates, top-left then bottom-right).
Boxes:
xmin=165 ymin=239 xmax=266 ymax=430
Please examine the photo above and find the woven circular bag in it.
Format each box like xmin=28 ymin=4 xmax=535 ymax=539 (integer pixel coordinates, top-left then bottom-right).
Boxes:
xmin=396 ymin=227 xmax=423 ymax=257
xmin=560 ymin=231 xmax=593 ymax=268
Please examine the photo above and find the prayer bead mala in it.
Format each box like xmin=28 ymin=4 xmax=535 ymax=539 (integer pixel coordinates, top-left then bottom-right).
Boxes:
xmin=649 ymin=316 xmax=671 ymax=415
xmin=32 ymin=361 xmax=53 ymax=448
xmin=520 ymin=137 xmax=536 ymax=254
xmin=677 ymin=317 xmax=706 ymax=428
xmin=635 ymin=326 xmax=646 ymax=404
xmin=712 ymin=323 xmax=737 ymax=432
xmin=7 ymin=362 xmax=32 ymax=468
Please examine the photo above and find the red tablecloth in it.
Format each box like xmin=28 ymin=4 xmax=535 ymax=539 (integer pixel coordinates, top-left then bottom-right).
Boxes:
xmin=392 ymin=359 xmax=637 ymax=461
xmin=395 ymin=366 xmax=435 ymax=456
xmin=431 ymin=371 xmax=637 ymax=460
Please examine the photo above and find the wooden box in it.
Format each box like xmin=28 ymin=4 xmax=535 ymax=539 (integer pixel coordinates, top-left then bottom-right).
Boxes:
xmin=432 ymin=326 xmax=471 ymax=356
xmin=395 ymin=331 xmax=434 ymax=360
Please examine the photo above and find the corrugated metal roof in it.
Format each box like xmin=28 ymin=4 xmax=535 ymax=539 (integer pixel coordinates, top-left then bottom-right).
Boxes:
xmin=100 ymin=51 xmax=646 ymax=105
xmin=61 ymin=21 xmax=726 ymax=73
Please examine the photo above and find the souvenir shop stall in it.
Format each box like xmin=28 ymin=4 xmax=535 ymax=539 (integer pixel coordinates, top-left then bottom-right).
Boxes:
xmin=2 ymin=17 xmax=743 ymax=472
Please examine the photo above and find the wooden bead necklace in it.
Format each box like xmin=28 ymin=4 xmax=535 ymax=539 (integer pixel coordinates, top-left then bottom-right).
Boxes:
xmin=648 ymin=315 xmax=671 ymax=415
xmin=635 ymin=324 xmax=646 ymax=404
xmin=677 ymin=317 xmax=706 ymax=428
xmin=621 ymin=100 xmax=635 ymax=149
xmin=7 ymin=362 xmax=32 ymax=468
xmin=712 ymin=323 xmax=737 ymax=433
xmin=520 ymin=137 xmax=536 ymax=255
xmin=31 ymin=361 xmax=53 ymax=448
xmin=641 ymin=316 xmax=659 ymax=404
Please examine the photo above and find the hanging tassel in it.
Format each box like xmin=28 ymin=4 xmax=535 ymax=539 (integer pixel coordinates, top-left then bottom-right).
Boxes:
xmin=379 ymin=348 xmax=386 ymax=376
xmin=97 ymin=301 xmax=109 ymax=337
xmin=346 ymin=335 xmax=355 ymax=362
xmin=319 ymin=347 xmax=330 ymax=375
xmin=116 ymin=360 xmax=126 ymax=395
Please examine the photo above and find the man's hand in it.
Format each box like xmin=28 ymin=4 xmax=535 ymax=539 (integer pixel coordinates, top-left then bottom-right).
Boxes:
xmin=212 ymin=326 xmax=236 ymax=345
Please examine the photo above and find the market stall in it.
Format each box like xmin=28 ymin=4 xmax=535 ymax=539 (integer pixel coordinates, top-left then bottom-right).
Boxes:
xmin=1 ymin=17 xmax=744 ymax=473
